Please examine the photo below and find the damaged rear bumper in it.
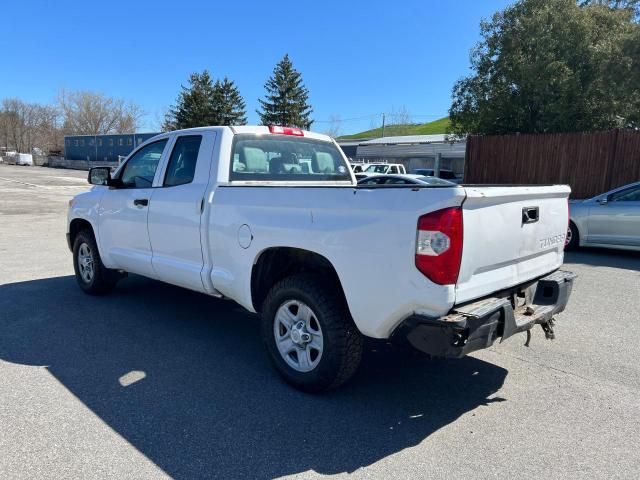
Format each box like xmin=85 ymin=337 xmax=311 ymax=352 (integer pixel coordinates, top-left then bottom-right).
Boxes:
xmin=393 ymin=270 xmax=577 ymax=358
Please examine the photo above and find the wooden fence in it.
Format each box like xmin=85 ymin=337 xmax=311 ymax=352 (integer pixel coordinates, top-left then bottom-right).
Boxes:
xmin=464 ymin=129 xmax=640 ymax=199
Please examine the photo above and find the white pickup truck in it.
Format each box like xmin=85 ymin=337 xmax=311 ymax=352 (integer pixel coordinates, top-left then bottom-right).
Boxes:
xmin=361 ymin=163 xmax=407 ymax=175
xmin=67 ymin=125 xmax=575 ymax=392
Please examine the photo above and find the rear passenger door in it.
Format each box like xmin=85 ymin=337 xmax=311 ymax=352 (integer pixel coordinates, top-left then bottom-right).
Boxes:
xmin=147 ymin=131 xmax=216 ymax=292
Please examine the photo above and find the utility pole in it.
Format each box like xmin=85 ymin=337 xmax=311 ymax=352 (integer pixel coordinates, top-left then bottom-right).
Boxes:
xmin=381 ymin=113 xmax=386 ymax=138
xmin=434 ymin=152 xmax=442 ymax=178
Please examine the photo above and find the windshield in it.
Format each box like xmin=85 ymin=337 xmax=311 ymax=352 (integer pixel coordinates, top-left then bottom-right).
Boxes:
xmin=230 ymin=134 xmax=351 ymax=182
xmin=365 ymin=164 xmax=389 ymax=173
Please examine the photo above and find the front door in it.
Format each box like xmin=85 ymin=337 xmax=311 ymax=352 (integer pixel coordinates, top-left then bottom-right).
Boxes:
xmin=98 ymin=139 xmax=169 ymax=277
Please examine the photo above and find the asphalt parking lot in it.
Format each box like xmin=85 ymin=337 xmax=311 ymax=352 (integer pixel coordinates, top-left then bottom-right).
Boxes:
xmin=1 ymin=164 xmax=639 ymax=480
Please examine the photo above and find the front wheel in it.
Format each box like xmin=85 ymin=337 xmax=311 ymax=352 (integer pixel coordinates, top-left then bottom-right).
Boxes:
xmin=73 ymin=230 xmax=119 ymax=295
xmin=261 ymin=274 xmax=363 ymax=392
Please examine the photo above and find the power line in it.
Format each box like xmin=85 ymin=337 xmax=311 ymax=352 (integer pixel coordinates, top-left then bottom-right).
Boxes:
xmin=312 ymin=113 xmax=379 ymax=124
xmin=313 ymin=113 xmax=448 ymax=124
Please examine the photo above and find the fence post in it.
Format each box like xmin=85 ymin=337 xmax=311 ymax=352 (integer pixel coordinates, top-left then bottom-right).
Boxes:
xmin=603 ymin=128 xmax=620 ymax=192
xmin=463 ymin=135 xmax=471 ymax=182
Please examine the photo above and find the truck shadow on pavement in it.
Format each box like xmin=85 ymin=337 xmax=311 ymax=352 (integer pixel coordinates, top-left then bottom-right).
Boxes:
xmin=0 ymin=275 xmax=507 ymax=479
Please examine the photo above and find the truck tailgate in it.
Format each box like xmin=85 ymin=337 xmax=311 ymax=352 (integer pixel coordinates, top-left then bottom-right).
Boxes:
xmin=456 ymin=185 xmax=570 ymax=303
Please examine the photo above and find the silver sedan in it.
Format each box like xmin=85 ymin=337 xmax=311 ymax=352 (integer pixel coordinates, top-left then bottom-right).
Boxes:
xmin=356 ymin=174 xmax=457 ymax=186
xmin=567 ymin=181 xmax=640 ymax=251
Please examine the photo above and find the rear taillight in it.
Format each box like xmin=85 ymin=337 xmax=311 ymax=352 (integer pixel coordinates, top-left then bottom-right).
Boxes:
xmin=268 ymin=125 xmax=304 ymax=136
xmin=415 ymin=207 xmax=463 ymax=285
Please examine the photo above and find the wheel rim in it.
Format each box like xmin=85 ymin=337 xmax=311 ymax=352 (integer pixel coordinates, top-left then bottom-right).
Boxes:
xmin=78 ymin=242 xmax=95 ymax=283
xmin=273 ymin=300 xmax=323 ymax=373
xmin=565 ymin=226 xmax=573 ymax=246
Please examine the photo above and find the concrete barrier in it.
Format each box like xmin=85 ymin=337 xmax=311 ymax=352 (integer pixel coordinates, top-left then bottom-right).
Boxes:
xmin=47 ymin=156 xmax=118 ymax=171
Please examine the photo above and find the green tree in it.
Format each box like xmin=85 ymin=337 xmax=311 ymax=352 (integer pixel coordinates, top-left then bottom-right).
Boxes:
xmin=581 ymin=0 xmax=640 ymax=19
xmin=449 ymin=0 xmax=640 ymax=135
xmin=212 ymin=77 xmax=247 ymax=126
xmin=164 ymin=70 xmax=217 ymax=130
xmin=257 ymin=54 xmax=313 ymax=129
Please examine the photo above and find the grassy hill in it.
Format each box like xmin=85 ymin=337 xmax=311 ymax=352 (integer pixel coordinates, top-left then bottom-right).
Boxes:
xmin=338 ymin=117 xmax=450 ymax=140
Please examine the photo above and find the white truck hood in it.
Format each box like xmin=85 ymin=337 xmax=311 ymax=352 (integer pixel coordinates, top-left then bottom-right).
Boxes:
xmin=456 ymin=185 xmax=570 ymax=303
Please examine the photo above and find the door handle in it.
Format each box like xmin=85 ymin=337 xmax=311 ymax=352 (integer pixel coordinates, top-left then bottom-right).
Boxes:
xmin=134 ymin=198 xmax=149 ymax=207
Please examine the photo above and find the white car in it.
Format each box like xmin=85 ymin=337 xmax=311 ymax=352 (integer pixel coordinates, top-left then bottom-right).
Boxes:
xmin=349 ymin=162 xmax=366 ymax=173
xmin=67 ymin=125 xmax=575 ymax=392
xmin=361 ymin=163 xmax=407 ymax=175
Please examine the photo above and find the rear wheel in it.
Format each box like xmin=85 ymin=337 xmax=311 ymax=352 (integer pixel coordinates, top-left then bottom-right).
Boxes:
xmin=565 ymin=222 xmax=579 ymax=250
xmin=73 ymin=230 xmax=119 ymax=295
xmin=261 ymin=274 xmax=363 ymax=392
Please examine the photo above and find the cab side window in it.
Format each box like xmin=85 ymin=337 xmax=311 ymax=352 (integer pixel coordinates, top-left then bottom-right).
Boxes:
xmin=164 ymin=135 xmax=202 ymax=187
xmin=120 ymin=140 xmax=168 ymax=188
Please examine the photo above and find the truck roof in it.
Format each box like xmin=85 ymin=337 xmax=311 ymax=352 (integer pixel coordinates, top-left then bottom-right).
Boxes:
xmin=161 ymin=125 xmax=333 ymax=143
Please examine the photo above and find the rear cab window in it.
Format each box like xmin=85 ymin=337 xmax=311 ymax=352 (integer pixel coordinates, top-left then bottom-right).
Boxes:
xmin=229 ymin=134 xmax=352 ymax=183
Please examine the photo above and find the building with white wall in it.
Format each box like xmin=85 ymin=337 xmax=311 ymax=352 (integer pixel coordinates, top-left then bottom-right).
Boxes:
xmin=337 ymin=134 xmax=466 ymax=178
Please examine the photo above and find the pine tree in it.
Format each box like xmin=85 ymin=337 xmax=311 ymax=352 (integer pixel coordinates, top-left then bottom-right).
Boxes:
xmin=161 ymin=110 xmax=176 ymax=132
xmin=213 ymin=77 xmax=247 ymax=126
xmin=257 ymin=54 xmax=313 ymax=129
xmin=165 ymin=70 xmax=218 ymax=130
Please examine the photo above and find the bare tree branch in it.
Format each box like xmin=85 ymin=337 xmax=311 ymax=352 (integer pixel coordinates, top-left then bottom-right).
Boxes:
xmin=58 ymin=89 xmax=144 ymax=135
xmin=0 ymin=99 xmax=62 ymax=153
xmin=323 ymin=114 xmax=342 ymax=138
xmin=388 ymin=105 xmax=413 ymax=125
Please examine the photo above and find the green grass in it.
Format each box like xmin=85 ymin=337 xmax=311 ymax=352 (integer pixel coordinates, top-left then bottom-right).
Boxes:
xmin=338 ymin=117 xmax=451 ymax=140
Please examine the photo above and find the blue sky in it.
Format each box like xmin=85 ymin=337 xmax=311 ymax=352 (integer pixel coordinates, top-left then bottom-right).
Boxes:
xmin=1 ymin=0 xmax=513 ymax=134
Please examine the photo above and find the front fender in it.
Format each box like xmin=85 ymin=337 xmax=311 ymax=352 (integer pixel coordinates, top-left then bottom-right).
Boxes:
xmin=67 ymin=188 xmax=106 ymax=252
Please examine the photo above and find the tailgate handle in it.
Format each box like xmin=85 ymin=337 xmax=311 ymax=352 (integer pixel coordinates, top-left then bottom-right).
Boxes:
xmin=522 ymin=206 xmax=539 ymax=224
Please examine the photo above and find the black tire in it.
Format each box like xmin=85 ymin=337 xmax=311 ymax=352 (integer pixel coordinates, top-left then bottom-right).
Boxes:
xmin=72 ymin=229 xmax=119 ymax=295
xmin=565 ymin=222 xmax=579 ymax=250
xmin=261 ymin=274 xmax=364 ymax=393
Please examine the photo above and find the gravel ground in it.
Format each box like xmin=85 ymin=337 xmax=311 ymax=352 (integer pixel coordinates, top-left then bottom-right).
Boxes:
xmin=1 ymin=164 xmax=639 ymax=479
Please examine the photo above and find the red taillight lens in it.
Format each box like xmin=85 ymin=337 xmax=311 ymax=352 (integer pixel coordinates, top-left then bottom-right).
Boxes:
xmin=268 ymin=125 xmax=304 ymax=136
xmin=415 ymin=207 xmax=463 ymax=285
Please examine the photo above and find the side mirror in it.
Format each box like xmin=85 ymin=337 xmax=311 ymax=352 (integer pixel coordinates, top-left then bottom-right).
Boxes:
xmin=597 ymin=197 xmax=609 ymax=205
xmin=88 ymin=167 xmax=112 ymax=186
